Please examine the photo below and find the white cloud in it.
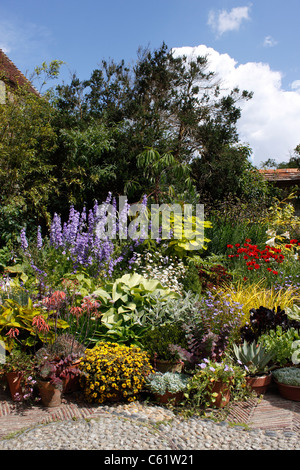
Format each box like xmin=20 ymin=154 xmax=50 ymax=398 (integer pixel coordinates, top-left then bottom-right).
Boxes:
xmin=291 ymin=80 xmax=300 ymax=94
xmin=0 ymin=17 xmax=52 ymax=64
xmin=263 ymin=36 xmax=278 ymax=48
xmin=208 ymin=6 xmax=251 ymax=37
xmin=173 ymin=45 xmax=300 ymax=167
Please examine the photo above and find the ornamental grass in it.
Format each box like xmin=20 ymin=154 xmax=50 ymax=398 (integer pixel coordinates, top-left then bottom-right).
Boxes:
xmin=78 ymin=342 xmax=154 ymax=404
xmin=218 ymin=279 xmax=300 ymax=326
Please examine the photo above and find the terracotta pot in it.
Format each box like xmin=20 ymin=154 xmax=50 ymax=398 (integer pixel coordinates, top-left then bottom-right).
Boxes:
xmin=274 ymin=379 xmax=300 ymax=401
xmin=208 ymin=380 xmax=231 ymax=408
xmin=6 ymin=372 xmax=24 ymax=401
xmin=38 ymin=381 xmax=62 ymax=407
xmin=154 ymin=390 xmax=184 ymax=404
xmin=63 ymin=360 xmax=81 ymax=394
xmin=155 ymin=359 xmax=183 ymax=373
xmin=246 ymin=374 xmax=271 ymax=395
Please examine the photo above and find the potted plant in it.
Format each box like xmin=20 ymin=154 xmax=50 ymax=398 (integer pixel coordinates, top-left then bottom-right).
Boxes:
xmin=34 ymin=333 xmax=86 ymax=394
xmin=141 ymin=323 xmax=187 ymax=373
xmin=232 ymin=340 xmax=275 ymax=395
xmin=272 ymin=367 xmax=300 ymax=401
xmin=145 ymin=372 xmax=189 ymax=404
xmin=185 ymin=358 xmax=245 ymax=409
xmin=2 ymin=348 xmax=37 ymax=402
xmin=35 ymin=358 xmax=64 ymax=407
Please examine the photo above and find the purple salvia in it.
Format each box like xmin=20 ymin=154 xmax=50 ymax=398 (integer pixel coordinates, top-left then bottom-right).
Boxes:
xmin=50 ymin=213 xmax=63 ymax=248
xmin=20 ymin=228 xmax=28 ymax=251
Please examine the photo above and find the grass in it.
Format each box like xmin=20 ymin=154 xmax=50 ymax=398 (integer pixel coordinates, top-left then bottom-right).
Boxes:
xmin=218 ymin=279 xmax=300 ymax=325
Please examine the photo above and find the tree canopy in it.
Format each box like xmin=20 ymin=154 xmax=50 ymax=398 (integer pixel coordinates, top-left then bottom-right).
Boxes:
xmin=0 ymin=43 xmax=273 ymax=246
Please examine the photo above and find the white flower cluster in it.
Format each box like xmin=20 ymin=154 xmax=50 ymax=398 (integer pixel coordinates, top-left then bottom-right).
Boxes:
xmin=131 ymin=251 xmax=186 ymax=294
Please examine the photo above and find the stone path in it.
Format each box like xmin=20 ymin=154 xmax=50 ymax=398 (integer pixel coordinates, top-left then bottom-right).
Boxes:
xmin=0 ymin=385 xmax=300 ymax=439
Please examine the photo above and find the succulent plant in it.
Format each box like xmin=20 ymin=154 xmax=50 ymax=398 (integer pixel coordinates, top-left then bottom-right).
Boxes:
xmin=145 ymin=372 xmax=189 ymax=395
xmin=232 ymin=340 xmax=275 ymax=375
xmin=272 ymin=367 xmax=300 ymax=387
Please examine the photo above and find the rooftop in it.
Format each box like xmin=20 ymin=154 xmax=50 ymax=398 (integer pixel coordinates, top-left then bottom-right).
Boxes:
xmin=259 ymin=168 xmax=300 ymax=182
xmin=0 ymin=49 xmax=39 ymax=96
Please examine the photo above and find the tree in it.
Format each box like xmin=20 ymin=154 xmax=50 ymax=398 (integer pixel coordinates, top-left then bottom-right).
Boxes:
xmin=0 ymin=85 xmax=58 ymax=244
xmin=53 ymin=43 xmax=253 ymax=204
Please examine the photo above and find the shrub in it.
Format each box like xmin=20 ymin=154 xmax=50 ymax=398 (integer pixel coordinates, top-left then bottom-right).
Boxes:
xmin=139 ymin=291 xmax=200 ymax=328
xmin=141 ymin=323 xmax=188 ymax=362
xmin=79 ymin=342 xmax=153 ymax=403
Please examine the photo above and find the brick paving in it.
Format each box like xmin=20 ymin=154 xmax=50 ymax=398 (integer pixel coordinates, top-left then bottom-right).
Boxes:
xmin=0 ymin=384 xmax=300 ymax=439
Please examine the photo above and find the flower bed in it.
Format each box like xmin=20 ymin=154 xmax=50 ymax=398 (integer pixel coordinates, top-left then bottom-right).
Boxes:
xmin=1 ymin=194 xmax=300 ymax=412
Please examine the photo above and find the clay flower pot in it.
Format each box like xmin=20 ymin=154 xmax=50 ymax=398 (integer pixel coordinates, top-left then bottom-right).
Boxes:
xmin=38 ymin=381 xmax=62 ymax=407
xmin=274 ymin=380 xmax=300 ymax=401
xmin=155 ymin=359 xmax=183 ymax=374
xmin=246 ymin=374 xmax=271 ymax=395
xmin=62 ymin=359 xmax=82 ymax=394
xmin=6 ymin=372 xmax=24 ymax=401
xmin=154 ymin=390 xmax=184 ymax=404
xmin=209 ymin=380 xmax=231 ymax=408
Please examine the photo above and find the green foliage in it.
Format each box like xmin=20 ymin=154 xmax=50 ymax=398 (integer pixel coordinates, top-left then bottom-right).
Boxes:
xmin=141 ymin=323 xmax=188 ymax=361
xmin=137 ymin=148 xmax=193 ymax=203
xmin=90 ymin=273 xmax=180 ymax=346
xmin=0 ymin=85 xmax=58 ymax=243
xmin=0 ymin=298 xmax=69 ymax=352
xmin=51 ymin=122 xmax=116 ymax=211
xmin=258 ymin=326 xmax=300 ymax=367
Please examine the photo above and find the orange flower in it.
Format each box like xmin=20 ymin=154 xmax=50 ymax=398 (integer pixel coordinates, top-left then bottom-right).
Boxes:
xmin=32 ymin=315 xmax=50 ymax=333
xmin=6 ymin=328 xmax=19 ymax=338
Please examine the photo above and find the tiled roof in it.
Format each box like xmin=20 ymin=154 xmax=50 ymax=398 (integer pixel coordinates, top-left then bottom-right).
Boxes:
xmin=259 ymin=168 xmax=300 ymax=182
xmin=0 ymin=49 xmax=39 ymax=95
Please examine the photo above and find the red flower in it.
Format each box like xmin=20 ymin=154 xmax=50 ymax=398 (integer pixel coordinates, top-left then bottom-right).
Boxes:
xmin=227 ymin=244 xmax=233 ymax=249
xmin=272 ymin=270 xmax=278 ymax=275
xmin=290 ymin=239 xmax=298 ymax=244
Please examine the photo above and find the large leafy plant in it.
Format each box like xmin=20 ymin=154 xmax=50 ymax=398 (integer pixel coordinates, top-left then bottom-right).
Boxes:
xmin=91 ymin=273 xmax=180 ymax=345
xmin=93 ymin=273 xmax=180 ymax=326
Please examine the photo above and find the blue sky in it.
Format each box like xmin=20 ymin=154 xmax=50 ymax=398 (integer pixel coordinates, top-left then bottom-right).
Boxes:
xmin=1 ymin=0 xmax=300 ymax=167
